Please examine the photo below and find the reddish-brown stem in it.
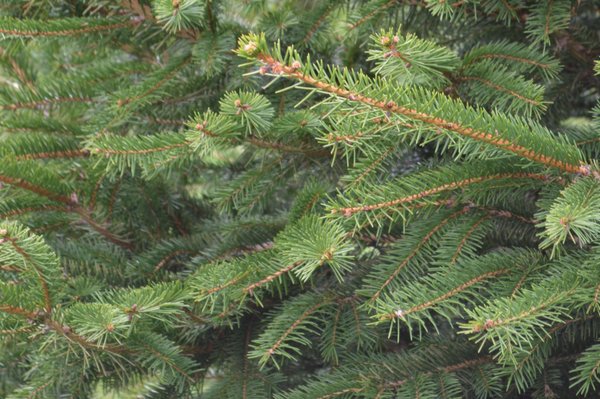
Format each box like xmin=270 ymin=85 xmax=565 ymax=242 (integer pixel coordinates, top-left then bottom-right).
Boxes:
xmin=302 ymin=6 xmax=332 ymax=44
xmin=0 ymin=171 xmax=131 ymax=250
xmin=27 ymin=381 xmax=52 ymax=399
xmin=89 ymin=173 xmax=106 ymax=210
xmin=442 ymin=356 xmax=493 ymax=373
xmin=349 ymin=145 xmax=396 ymax=187
xmin=106 ymin=179 xmax=122 ymax=222
xmin=139 ymin=343 xmax=196 ymax=383
xmin=463 ymin=53 xmax=553 ymax=70
xmin=197 ymin=124 xmax=328 ymax=157
xmin=0 ymin=47 xmax=35 ymax=90
xmin=0 ymin=205 xmax=68 ymax=219
xmin=116 ymin=59 xmax=191 ymax=107
xmin=247 ymin=136 xmax=329 ymax=157
xmin=45 ymin=319 xmax=126 ymax=354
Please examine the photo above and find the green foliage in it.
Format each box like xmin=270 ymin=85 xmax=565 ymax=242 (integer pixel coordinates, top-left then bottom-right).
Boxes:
xmin=367 ymin=28 xmax=460 ymax=89
xmin=524 ymin=0 xmax=572 ymax=45
xmin=276 ymin=215 xmax=353 ymax=282
xmin=219 ymin=91 xmax=275 ymax=135
xmin=152 ymin=0 xmax=206 ymax=33
xmin=0 ymin=1 xmax=599 ymax=398
xmin=0 ymin=16 xmax=135 ymax=38
xmin=537 ymin=177 xmax=600 ymax=256
xmin=571 ymin=341 xmax=600 ymax=395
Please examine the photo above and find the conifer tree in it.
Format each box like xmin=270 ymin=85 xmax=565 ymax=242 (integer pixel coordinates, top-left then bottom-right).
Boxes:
xmin=0 ymin=1 xmax=599 ymax=398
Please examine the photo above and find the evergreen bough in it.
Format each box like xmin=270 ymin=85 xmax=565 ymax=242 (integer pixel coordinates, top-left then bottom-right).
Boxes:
xmin=0 ymin=1 xmax=599 ymax=398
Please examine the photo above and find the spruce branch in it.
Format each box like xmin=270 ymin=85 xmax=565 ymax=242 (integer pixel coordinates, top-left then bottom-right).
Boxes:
xmin=525 ymin=0 xmax=571 ymax=45
xmin=0 ymin=96 xmax=95 ymax=111
xmin=570 ymin=341 xmax=600 ymax=395
xmin=0 ymin=45 xmax=35 ymax=90
xmin=152 ymin=0 xmax=205 ymax=33
xmin=73 ymin=208 xmax=134 ymax=250
xmin=331 ymin=172 xmax=549 ymax=217
xmin=461 ymin=40 xmax=562 ymax=81
xmin=0 ymin=222 xmax=61 ymax=313
xmin=449 ymin=214 xmax=492 ymax=264
xmin=361 ymin=207 xmax=469 ymax=304
xmin=0 ymin=304 xmax=37 ymax=319
xmin=455 ymin=60 xmax=548 ymax=118
xmin=368 ymin=29 xmax=460 ymax=89
xmin=243 ymin=261 xmax=301 ymax=296
xmin=537 ymin=177 xmax=600 ymax=256
xmin=300 ymin=4 xmax=333 ymax=45
xmin=347 ymin=0 xmax=398 ymax=32
xmin=0 ymin=17 xmax=140 ymax=38
xmin=461 ymin=272 xmax=582 ymax=367
xmin=0 ymin=1 xmax=597 ymax=397
xmin=130 ymin=331 xmax=198 ymax=387
xmin=238 ymin=34 xmax=589 ymax=175
xmin=325 ymin=161 xmax=556 ymax=230
xmin=189 ymin=111 xmax=328 ymax=157
xmin=0 ymin=170 xmax=73 ymax=204
xmin=248 ymin=292 xmax=331 ymax=368
xmin=506 ymin=315 xmax=599 ymax=393
xmin=372 ymin=250 xmax=531 ymax=338
xmin=114 ymin=57 xmax=192 ymax=109
xmin=380 ymin=267 xmax=510 ymax=321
